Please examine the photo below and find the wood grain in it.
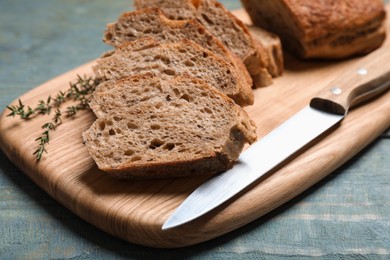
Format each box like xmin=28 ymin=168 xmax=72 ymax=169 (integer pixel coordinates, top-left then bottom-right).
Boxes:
xmin=0 ymin=10 xmax=390 ymax=248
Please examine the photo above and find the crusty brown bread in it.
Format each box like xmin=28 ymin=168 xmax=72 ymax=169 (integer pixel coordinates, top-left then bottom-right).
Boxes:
xmin=241 ymin=0 xmax=387 ymax=59
xmin=93 ymin=37 xmax=254 ymax=106
xmin=133 ymin=0 xmax=273 ymax=87
xmin=103 ymin=8 xmax=252 ymax=87
xmin=249 ymin=26 xmax=284 ymax=77
xmin=83 ymin=74 xmax=257 ymax=179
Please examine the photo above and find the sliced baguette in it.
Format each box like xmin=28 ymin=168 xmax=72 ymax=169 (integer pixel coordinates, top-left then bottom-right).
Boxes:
xmin=103 ymin=8 xmax=252 ymax=87
xmin=93 ymin=37 xmax=254 ymax=106
xmin=133 ymin=0 xmax=273 ymax=88
xmin=83 ymin=74 xmax=257 ymax=179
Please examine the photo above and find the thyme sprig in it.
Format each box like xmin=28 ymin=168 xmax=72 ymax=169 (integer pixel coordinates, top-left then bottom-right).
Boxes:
xmin=34 ymin=121 xmax=55 ymax=161
xmin=6 ymin=75 xmax=100 ymax=161
xmin=7 ymin=75 xmax=99 ymax=120
xmin=7 ymin=96 xmax=52 ymax=119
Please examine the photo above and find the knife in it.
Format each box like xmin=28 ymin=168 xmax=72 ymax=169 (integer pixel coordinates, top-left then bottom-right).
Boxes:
xmin=162 ymin=47 xmax=390 ymax=230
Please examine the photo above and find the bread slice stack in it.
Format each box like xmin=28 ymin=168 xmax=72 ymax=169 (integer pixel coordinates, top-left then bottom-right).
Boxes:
xmin=103 ymin=8 xmax=253 ymax=87
xmin=110 ymin=0 xmax=278 ymax=88
xmin=94 ymin=37 xmax=253 ymax=106
xmin=83 ymin=1 xmax=262 ymax=178
xmin=83 ymin=74 xmax=257 ymax=179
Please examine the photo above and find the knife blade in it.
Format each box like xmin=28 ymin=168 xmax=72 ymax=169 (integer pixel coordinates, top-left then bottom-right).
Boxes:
xmin=162 ymin=47 xmax=390 ymax=230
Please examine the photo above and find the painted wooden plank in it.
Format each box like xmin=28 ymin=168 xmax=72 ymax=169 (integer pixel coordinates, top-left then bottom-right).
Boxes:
xmin=1 ymin=9 xmax=390 ymax=249
xmin=0 ymin=0 xmax=389 ymax=257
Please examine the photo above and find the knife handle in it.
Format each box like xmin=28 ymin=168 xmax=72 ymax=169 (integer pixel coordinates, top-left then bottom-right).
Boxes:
xmin=310 ymin=47 xmax=390 ymax=115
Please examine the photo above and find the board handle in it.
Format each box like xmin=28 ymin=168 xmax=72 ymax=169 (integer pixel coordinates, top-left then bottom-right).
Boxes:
xmin=310 ymin=47 xmax=390 ymax=115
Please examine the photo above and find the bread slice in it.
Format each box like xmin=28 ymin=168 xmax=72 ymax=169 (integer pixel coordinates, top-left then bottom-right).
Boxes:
xmin=103 ymin=8 xmax=252 ymax=87
xmin=133 ymin=1 xmax=273 ymax=87
xmin=93 ymin=37 xmax=254 ymax=106
xmin=83 ymin=74 xmax=257 ymax=179
xmin=241 ymin=0 xmax=387 ymax=59
xmin=249 ymin=26 xmax=283 ymax=77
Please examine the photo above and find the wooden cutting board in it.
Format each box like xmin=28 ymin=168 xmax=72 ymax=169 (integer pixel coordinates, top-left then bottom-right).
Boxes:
xmin=0 ymin=9 xmax=390 ymax=248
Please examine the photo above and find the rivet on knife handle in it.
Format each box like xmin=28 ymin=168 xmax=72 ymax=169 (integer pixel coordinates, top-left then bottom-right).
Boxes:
xmin=311 ymin=48 xmax=390 ymax=115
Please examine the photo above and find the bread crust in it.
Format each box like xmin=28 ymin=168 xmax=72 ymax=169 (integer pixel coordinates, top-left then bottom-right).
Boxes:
xmin=282 ymin=0 xmax=386 ymax=41
xmin=241 ymin=0 xmax=387 ymax=59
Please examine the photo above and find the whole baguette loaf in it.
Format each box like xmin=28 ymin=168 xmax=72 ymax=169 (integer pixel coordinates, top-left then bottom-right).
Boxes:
xmin=103 ymin=8 xmax=252 ymax=87
xmin=83 ymin=74 xmax=257 ymax=179
xmin=93 ymin=37 xmax=254 ymax=106
xmin=133 ymin=0 xmax=273 ymax=88
xmin=241 ymin=0 xmax=387 ymax=59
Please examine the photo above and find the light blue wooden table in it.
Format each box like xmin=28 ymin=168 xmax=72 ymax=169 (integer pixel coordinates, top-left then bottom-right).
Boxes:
xmin=0 ymin=0 xmax=389 ymax=258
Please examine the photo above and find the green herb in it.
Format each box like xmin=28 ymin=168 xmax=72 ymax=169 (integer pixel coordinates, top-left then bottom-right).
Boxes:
xmin=6 ymin=75 xmax=100 ymax=161
xmin=33 ymin=122 xmax=55 ymax=161
xmin=7 ymin=96 xmax=52 ymax=119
